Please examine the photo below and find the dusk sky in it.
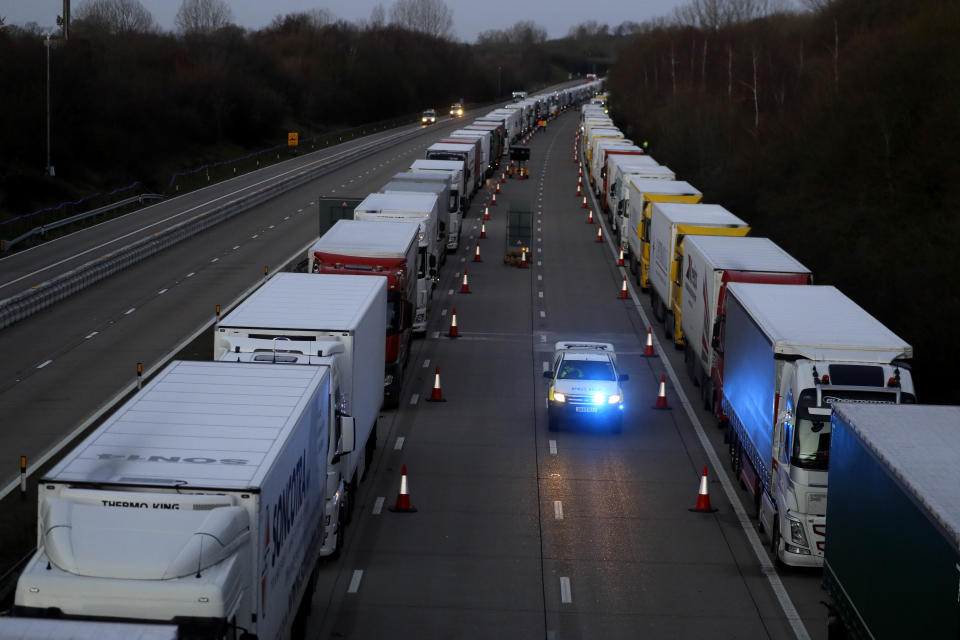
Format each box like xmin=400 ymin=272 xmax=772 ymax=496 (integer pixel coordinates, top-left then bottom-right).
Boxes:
xmin=1 ymin=0 xmax=687 ymax=42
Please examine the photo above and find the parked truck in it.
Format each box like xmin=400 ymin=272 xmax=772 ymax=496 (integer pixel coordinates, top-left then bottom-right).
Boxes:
xmin=594 ymin=145 xmax=644 ymax=200
xmin=308 ymin=220 xmax=417 ymax=407
xmin=410 ymin=158 xmax=466 ymax=215
xmin=648 ymin=202 xmax=750 ymax=344
xmin=449 ymin=129 xmax=492 ymax=178
xmin=385 ymin=171 xmax=460 ymax=252
xmin=678 ymin=235 xmax=811 ymax=413
xmin=605 ymin=156 xmax=669 ymax=220
xmin=824 ymin=403 xmax=959 ymax=640
xmin=721 ymin=283 xmax=916 ymax=567
xmin=465 ymin=122 xmax=505 ymax=166
xmin=426 ymin=142 xmax=479 ymax=200
xmin=352 ymin=191 xmax=440 ymax=333
xmin=15 ymin=360 xmax=351 ymax=639
xmin=623 ymin=178 xmax=702 ymax=289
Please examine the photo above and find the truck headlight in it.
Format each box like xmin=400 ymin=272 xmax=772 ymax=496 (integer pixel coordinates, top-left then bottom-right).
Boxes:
xmin=608 ymin=394 xmax=621 ymax=404
xmin=553 ymin=392 xmax=565 ymax=403
xmin=788 ymin=517 xmax=808 ymax=546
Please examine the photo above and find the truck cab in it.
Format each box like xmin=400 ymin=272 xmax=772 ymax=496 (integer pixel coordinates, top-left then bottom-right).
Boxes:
xmin=543 ymin=342 xmax=628 ymax=432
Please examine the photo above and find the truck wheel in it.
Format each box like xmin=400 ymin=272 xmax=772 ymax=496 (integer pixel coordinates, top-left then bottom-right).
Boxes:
xmin=652 ymin=292 xmax=665 ymax=322
xmin=770 ymin=515 xmax=787 ymax=568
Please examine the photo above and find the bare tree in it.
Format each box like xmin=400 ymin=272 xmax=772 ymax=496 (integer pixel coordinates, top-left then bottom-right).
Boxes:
xmin=389 ymin=0 xmax=453 ymax=39
xmin=477 ymin=21 xmax=546 ymax=47
xmin=674 ymin=0 xmax=790 ymax=29
xmin=175 ymin=0 xmax=233 ymax=35
xmin=368 ymin=4 xmax=386 ymax=29
xmin=74 ymin=0 xmax=154 ymax=34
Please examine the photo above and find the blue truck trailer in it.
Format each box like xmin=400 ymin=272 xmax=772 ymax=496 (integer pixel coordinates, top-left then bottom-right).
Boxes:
xmin=824 ymin=403 xmax=960 ymax=639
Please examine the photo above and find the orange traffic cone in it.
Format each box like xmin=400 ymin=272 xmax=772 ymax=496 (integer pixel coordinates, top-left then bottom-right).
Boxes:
xmin=448 ymin=308 xmax=459 ymax=338
xmin=644 ymin=328 xmax=655 ymax=356
xmin=491 ymin=193 xmax=497 ymax=206
xmin=460 ymin=270 xmax=471 ymax=294
xmin=495 ymin=182 xmax=501 ymax=194
xmin=578 ymin=176 xmax=582 ymax=187
xmin=500 ymin=172 xmax=506 ymax=184
xmin=389 ymin=464 xmax=417 ymax=512
xmin=689 ymin=467 xmax=718 ymax=513
xmin=578 ymin=166 xmax=583 ymax=177
xmin=587 ymin=209 xmax=594 ymax=224
xmin=520 ymin=247 xmax=528 ymax=268
xmin=618 ymin=275 xmax=628 ymax=299
xmin=484 ymin=205 xmax=490 ymax=221
xmin=654 ymin=374 xmax=669 ymax=409
xmin=576 ymin=183 xmax=582 ymax=197
xmin=618 ymin=247 xmax=625 ymax=266
xmin=480 ymin=221 xmax=487 ymax=239
xmin=427 ymin=367 xmax=446 ymax=402
xmin=595 ymin=226 xmax=603 ymax=243
xmin=582 ymin=195 xmax=588 ymax=209
xmin=473 ymin=242 xmax=482 ymax=262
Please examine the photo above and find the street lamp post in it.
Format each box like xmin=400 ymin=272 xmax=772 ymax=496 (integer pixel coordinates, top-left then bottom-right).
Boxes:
xmin=498 ymin=66 xmax=501 ymax=99
xmin=45 ymin=36 xmax=55 ymax=177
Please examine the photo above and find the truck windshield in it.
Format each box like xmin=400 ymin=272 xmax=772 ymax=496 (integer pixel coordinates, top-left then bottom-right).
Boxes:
xmin=794 ymin=388 xmax=904 ymax=470
xmin=558 ymin=359 xmax=616 ymax=381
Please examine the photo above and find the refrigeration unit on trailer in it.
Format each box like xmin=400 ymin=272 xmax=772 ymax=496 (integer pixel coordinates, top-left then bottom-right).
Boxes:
xmin=647 ymin=202 xmax=750 ymax=344
xmin=426 ymin=142 xmax=479 ymax=199
xmin=15 ymin=360 xmax=348 ymax=640
xmin=352 ymin=192 xmax=440 ymax=333
xmin=721 ymin=283 xmax=915 ymax=567
xmin=308 ymin=220 xmax=417 ymax=408
xmin=605 ymin=156 xmax=669 ymax=220
xmin=385 ymin=171 xmax=461 ymax=251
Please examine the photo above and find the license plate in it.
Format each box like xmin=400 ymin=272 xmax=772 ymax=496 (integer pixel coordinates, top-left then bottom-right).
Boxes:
xmin=575 ymin=407 xmax=598 ymax=413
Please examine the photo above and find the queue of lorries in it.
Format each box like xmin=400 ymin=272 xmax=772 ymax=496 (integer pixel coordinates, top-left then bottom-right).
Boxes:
xmin=3 ymin=83 xmax=601 ymax=640
xmin=581 ymin=99 xmax=959 ymax=639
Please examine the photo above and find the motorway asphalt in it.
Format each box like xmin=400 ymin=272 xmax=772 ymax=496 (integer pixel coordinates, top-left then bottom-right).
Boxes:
xmin=306 ymin=109 xmax=829 ymax=639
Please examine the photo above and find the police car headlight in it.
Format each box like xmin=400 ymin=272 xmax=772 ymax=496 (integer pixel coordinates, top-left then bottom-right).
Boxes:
xmin=553 ymin=392 xmax=565 ymax=403
xmin=608 ymin=394 xmax=621 ymax=404
xmin=592 ymin=392 xmax=605 ymax=405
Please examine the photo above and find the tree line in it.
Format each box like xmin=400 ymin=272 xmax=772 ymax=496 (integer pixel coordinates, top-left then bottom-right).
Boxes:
xmin=608 ymin=0 xmax=960 ymax=403
xmin=0 ymin=0 xmax=576 ymax=223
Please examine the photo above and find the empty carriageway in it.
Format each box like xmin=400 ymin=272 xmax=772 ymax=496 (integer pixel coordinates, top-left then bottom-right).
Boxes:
xmin=308 ymin=104 xmax=820 ymax=640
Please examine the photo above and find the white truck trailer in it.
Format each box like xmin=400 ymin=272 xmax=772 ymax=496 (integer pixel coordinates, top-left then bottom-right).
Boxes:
xmin=409 ymin=158 xmax=466 ymax=215
xmin=15 ymin=360 xmax=348 ymax=639
xmin=381 ymin=175 xmax=456 ymax=257
xmin=678 ymin=235 xmax=811 ymax=412
xmin=721 ymin=283 xmax=916 ymax=567
xmin=352 ymin=191 xmax=440 ymax=332
xmin=449 ymin=129 xmax=492 ymax=178
xmin=605 ymin=156 xmax=669 ymax=222
xmin=214 ymin=273 xmax=385 ymax=513
xmin=648 ymin=202 xmax=750 ymax=344
xmin=427 ymin=140 xmax=480 ymax=196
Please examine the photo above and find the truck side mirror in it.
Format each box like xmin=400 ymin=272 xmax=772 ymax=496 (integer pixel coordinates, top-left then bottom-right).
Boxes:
xmin=543 ymin=370 xmax=553 ymax=379
xmin=711 ymin=319 xmax=722 ymax=348
xmin=619 ymin=373 xmax=629 ymax=382
xmin=403 ymin=301 xmax=414 ymax=327
xmin=332 ymin=416 xmax=355 ymax=464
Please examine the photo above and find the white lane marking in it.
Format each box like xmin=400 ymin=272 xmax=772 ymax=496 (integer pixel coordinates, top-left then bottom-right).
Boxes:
xmin=538 ymin=275 xmax=542 ymax=281
xmin=186 ymin=272 xmax=195 ymax=278
xmin=539 ymin=311 xmax=546 ymax=318
xmin=394 ymin=436 xmax=405 ymax=450
xmin=210 ymin=257 xmax=218 ymax=263
xmin=251 ymin=234 xmax=258 ymax=239
xmin=232 ymin=245 xmax=239 ymax=250
xmin=158 ymin=288 xmax=168 ymax=295
xmin=124 ymin=307 xmax=135 ymax=315
xmin=537 ymin=248 xmax=542 ymax=253
xmin=538 ymin=237 xmax=542 ymax=243
xmin=537 ymin=261 xmax=542 ymax=266
xmin=441 ymin=308 xmax=447 ymax=316
xmin=297 ymin=208 xmax=304 ymax=213
xmin=409 ymin=393 xmax=419 ymax=405
xmin=554 ymin=501 xmax=564 ymax=520
xmin=585 ymin=157 xmax=812 ymax=640
xmin=549 ymin=439 xmax=557 ymax=455
xmin=284 ymin=216 xmax=290 ymax=220
xmin=538 ymin=291 xmax=544 ymax=298
xmin=448 ymin=289 xmax=454 ymax=295
xmin=431 ymin=331 xmax=439 ymax=339
xmin=372 ymin=497 xmax=385 ymax=515
xmin=37 ymin=360 xmax=52 ymax=369
xmin=347 ymin=570 xmax=364 ymax=594
xmin=85 ymin=331 xmax=98 ymax=339
xmin=423 ymin=359 xmax=430 ymax=368
xmin=540 ymin=335 xmax=546 ymax=342
xmin=268 ymin=225 xmax=275 ymax=229
xmin=560 ymin=577 xmax=572 ymax=603
xmin=460 ymin=257 xmax=466 ymax=263
xmin=542 ymin=361 xmax=550 ymax=372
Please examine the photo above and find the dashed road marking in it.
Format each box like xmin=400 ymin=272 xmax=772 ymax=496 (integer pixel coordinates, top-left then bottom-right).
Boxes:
xmin=542 ymin=361 xmax=550 ymax=372
xmin=538 ymin=291 xmax=544 ymax=298
xmin=560 ymin=577 xmax=572 ymax=603
xmin=85 ymin=332 xmax=98 ymax=340
xmin=37 ymin=360 xmax=52 ymax=369
xmin=158 ymin=288 xmax=168 ymax=295
xmin=549 ymin=439 xmax=557 ymax=455
xmin=124 ymin=308 xmax=135 ymax=315
xmin=409 ymin=393 xmax=419 ymax=405
xmin=423 ymin=359 xmax=430 ymax=368
xmin=554 ymin=501 xmax=564 ymax=520
xmin=232 ymin=245 xmax=240 ymax=250
xmin=540 ymin=311 xmax=546 ymax=318
xmin=394 ymin=436 xmax=405 ymax=450
xmin=347 ymin=570 xmax=364 ymax=594
xmin=186 ymin=272 xmax=195 ymax=278
xmin=210 ymin=257 xmax=218 ymax=263
xmin=372 ymin=497 xmax=385 ymax=515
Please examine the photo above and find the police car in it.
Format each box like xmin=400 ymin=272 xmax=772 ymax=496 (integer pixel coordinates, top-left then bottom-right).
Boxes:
xmin=543 ymin=341 xmax=628 ymax=432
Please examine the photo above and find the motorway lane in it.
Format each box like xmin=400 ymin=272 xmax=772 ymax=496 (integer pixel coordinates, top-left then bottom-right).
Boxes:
xmin=0 ymin=114 xmax=477 ymax=495
xmin=307 ymin=109 xmax=825 ymax=639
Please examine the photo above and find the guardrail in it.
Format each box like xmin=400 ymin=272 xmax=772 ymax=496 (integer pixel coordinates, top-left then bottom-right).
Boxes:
xmin=0 ymin=193 xmax=165 ymax=253
xmin=0 ymin=125 xmax=429 ymax=332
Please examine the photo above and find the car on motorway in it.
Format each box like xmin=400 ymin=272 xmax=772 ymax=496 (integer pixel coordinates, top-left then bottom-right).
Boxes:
xmin=544 ymin=341 xmax=628 ymax=432
xmin=450 ymin=102 xmax=464 ymax=117
xmin=421 ymin=109 xmax=437 ymax=125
